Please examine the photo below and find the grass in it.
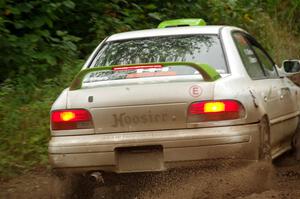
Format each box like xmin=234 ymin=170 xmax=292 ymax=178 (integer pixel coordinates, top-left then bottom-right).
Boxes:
xmin=0 ymin=60 xmax=83 ymax=177
xmin=240 ymin=13 xmax=300 ymax=64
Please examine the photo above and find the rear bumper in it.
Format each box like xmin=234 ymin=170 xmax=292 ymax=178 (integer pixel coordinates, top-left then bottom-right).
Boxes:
xmin=48 ymin=123 xmax=260 ymax=173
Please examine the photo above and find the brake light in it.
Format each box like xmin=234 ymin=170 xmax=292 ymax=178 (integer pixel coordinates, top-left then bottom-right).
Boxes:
xmin=51 ymin=109 xmax=93 ymax=130
xmin=60 ymin=111 xmax=76 ymax=121
xmin=204 ymin=102 xmax=225 ymax=113
xmin=188 ymin=100 xmax=244 ymax=122
xmin=113 ymin=64 xmax=162 ymax=71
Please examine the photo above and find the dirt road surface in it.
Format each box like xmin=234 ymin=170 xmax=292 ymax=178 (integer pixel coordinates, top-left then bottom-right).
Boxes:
xmin=0 ymin=152 xmax=299 ymax=199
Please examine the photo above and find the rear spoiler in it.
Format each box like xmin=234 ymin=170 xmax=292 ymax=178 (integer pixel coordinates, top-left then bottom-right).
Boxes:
xmin=69 ymin=62 xmax=221 ymax=90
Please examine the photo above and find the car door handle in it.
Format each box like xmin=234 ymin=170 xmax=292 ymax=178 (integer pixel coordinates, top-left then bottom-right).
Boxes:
xmin=281 ymin=87 xmax=290 ymax=92
xmin=280 ymin=87 xmax=290 ymax=99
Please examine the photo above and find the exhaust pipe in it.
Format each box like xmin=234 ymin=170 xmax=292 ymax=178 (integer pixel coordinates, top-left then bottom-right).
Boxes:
xmin=89 ymin=171 xmax=104 ymax=184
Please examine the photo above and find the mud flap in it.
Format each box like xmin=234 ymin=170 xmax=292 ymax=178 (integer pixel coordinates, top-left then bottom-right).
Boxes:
xmin=259 ymin=117 xmax=272 ymax=161
xmin=294 ymin=125 xmax=300 ymax=160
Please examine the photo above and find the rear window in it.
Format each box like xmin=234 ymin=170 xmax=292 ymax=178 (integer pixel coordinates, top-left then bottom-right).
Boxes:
xmin=81 ymin=64 xmax=206 ymax=89
xmin=90 ymin=35 xmax=228 ymax=74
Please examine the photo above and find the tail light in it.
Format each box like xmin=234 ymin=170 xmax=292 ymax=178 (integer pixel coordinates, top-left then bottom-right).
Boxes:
xmin=51 ymin=109 xmax=93 ymax=130
xmin=112 ymin=64 xmax=162 ymax=71
xmin=188 ymin=100 xmax=245 ymax=122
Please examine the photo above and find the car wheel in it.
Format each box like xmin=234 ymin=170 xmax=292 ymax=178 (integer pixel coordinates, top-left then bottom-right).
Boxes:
xmin=292 ymin=117 xmax=300 ymax=160
xmin=259 ymin=116 xmax=272 ymax=161
xmin=51 ymin=173 xmax=96 ymax=199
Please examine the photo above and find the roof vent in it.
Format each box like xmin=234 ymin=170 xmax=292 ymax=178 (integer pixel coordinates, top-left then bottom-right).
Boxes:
xmin=158 ymin=18 xmax=207 ymax=28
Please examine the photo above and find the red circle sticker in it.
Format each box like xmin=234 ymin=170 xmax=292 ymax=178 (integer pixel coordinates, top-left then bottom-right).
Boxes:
xmin=189 ymin=85 xmax=202 ymax=98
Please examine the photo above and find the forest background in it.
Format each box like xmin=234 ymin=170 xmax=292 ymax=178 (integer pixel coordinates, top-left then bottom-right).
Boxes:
xmin=1 ymin=0 xmax=300 ymax=177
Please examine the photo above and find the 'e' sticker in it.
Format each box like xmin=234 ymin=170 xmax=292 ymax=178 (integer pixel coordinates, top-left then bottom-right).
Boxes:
xmin=189 ymin=85 xmax=202 ymax=98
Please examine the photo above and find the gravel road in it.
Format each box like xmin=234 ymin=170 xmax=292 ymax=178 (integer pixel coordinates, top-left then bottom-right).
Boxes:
xmin=1 ymin=151 xmax=299 ymax=199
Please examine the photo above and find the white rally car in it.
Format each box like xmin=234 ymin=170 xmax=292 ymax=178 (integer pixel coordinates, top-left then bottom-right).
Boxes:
xmin=49 ymin=19 xmax=300 ymax=198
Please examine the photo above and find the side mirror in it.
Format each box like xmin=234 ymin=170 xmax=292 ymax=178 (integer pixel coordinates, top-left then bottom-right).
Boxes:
xmin=282 ymin=60 xmax=300 ymax=75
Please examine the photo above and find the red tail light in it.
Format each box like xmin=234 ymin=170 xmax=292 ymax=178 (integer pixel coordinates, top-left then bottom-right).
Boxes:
xmin=51 ymin=109 xmax=93 ymax=130
xmin=188 ymin=100 xmax=245 ymax=122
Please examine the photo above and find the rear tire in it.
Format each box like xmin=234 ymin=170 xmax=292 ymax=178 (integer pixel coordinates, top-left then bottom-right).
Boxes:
xmin=255 ymin=117 xmax=275 ymax=189
xmin=259 ymin=116 xmax=272 ymax=161
xmin=51 ymin=172 xmax=96 ymax=199
xmin=292 ymin=117 xmax=300 ymax=160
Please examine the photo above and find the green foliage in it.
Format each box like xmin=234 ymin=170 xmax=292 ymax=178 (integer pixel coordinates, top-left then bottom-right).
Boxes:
xmin=0 ymin=0 xmax=300 ymax=177
xmin=0 ymin=60 xmax=82 ymax=177
xmin=0 ymin=0 xmax=80 ymax=83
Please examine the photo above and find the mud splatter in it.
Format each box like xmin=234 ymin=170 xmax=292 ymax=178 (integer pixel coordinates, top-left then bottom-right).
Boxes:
xmin=1 ymin=152 xmax=299 ymax=199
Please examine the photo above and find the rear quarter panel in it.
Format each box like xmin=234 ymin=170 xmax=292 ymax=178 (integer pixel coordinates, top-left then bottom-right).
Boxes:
xmin=51 ymin=88 xmax=69 ymax=111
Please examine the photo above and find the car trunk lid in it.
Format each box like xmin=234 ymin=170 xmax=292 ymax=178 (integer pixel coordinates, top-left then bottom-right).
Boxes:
xmin=66 ymin=62 xmax=220 ymax=134
xmin=67 ymin=80 xmax=215 ymax=133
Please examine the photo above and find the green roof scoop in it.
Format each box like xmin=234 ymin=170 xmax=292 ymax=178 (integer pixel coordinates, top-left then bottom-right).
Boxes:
xmin=158 ymin=18 xmax=207 ymax=28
